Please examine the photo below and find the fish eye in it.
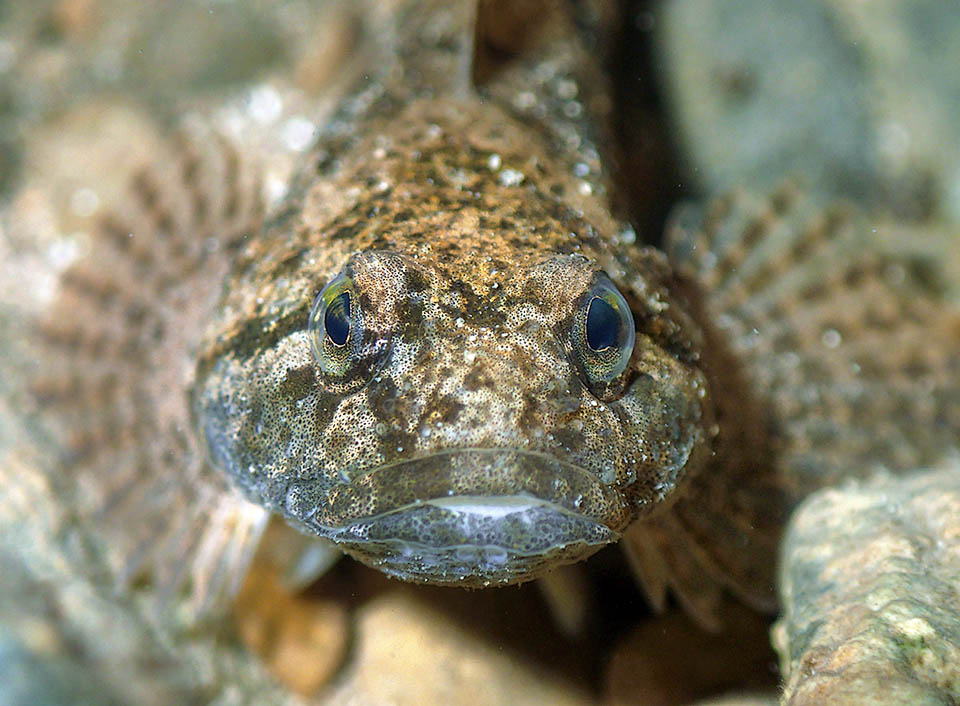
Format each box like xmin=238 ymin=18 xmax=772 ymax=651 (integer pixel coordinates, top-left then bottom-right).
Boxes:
xmin=572 ymin=275 xmax=635 ymax=395
xmin=307 ymin=255 xmax=400 ymax=395
xmin=325 ymin=291 xmax=351 ymax=346
xmin=309 ymin=273 xmax=358 ymax=376
xmin=586 ymin=295 xmax=619 ymax=351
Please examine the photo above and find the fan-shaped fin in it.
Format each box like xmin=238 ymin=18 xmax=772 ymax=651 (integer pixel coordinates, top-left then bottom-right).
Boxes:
xmin=624 ymin=186 xmax=960 ymax=626
xmin=33 ymin=125 xmax=279 ymax=618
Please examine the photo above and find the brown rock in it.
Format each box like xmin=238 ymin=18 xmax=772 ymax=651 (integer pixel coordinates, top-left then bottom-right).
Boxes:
xmin=776 ymin=465 xmax=960 ymax=705
xmin=233 ymin=564 xmax=350 ymax=697
xmin=320 ymin=590 xmax=594 ymax=706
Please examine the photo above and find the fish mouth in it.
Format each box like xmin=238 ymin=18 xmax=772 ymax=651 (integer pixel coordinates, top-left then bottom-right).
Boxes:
xmin=295 ymin=448 xmax=629 ymax=586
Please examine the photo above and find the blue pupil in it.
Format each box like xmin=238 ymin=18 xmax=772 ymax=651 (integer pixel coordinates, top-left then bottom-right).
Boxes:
xmin=586 ymin=296 xmax=619 ymax=351
xmin=325 ymin=291 xmax=351 ymax=346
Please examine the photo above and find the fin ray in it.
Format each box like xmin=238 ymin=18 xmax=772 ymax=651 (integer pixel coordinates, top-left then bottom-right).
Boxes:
xmin=625 ymin=188 xmax=960 ymax=623
xmin=33 ymin=125 xmax=271 ymax=618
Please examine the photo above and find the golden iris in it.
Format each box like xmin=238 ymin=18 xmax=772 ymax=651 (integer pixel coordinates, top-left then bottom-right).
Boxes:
xmin=572 ymin=276 xmax=635 ymax=389
xmin=308 ymin=273 xmax=356 ymax=376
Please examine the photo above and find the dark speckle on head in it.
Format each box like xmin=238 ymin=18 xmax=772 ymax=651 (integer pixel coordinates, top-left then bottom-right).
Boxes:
xmin=423 ymin=393 xmax=464 ymax=426
xmin=280 ymin=364 xmax=317 ymax=401
xmin=463 ymin=363 xmax=495 ymax=392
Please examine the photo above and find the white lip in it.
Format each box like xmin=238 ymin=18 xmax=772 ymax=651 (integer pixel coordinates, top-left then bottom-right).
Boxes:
xmin=424 ymin=495 xmax=546 ymax=520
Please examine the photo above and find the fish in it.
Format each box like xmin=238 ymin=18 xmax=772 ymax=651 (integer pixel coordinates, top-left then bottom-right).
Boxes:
xmin=34 ymin=0 xmax=960 ymax=633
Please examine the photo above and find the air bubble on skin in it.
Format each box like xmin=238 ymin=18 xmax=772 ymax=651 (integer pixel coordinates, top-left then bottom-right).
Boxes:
xmin=821 ymin=328 xmax=842 ymax=349
xmin=513 ymin=91 xmax=537 ymax=111
xmin=248 ymin=84 xmax=283 ymax=124
xmin=534 ymin=60 xmax=558 ymax=83
xmin=499 ymin=169 xmax=525 ymax=187
xmin=617 ymin=226 xmax=637 ymax=245
xmin=70 ymin=188 xmax=100 ymax=217
xmin=487 ymin=153 xmax=502 ymax=170
xmin=563 ymin=101 xmax=583 ymax=119
xmin=781 ymin=352 xmax=801 ymax=369
xmin=265 ymin=173 xmax=288 ymax=204
xmin=578 ymin=181 xmax=593 ymax=196
xmin=564 ymin=133 xmax=582 ymax=151
xmin=554 ymin=78 xmax=578 ymax=99
xmin=282 ymin=117 xmax=316 ymax=151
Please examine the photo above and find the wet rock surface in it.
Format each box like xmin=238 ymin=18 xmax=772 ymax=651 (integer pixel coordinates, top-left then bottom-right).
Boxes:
xmin=656 ymin=0 xmax=960 ymax=226
xmin=775 ymin=465 xmax=960 ymax=705
xmin=320 ymin=589 xmax=594 ymax=706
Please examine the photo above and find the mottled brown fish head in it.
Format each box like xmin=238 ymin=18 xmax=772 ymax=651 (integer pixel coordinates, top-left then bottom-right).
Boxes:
xmin=193 ymin=212 xmax=712 ymax=586
xmin=192 ymin=94 xmax=713 ymax=586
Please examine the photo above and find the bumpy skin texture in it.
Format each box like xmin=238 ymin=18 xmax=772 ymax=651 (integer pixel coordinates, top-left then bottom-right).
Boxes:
xmin=192 ymin=4 xmax=714 ymax=586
